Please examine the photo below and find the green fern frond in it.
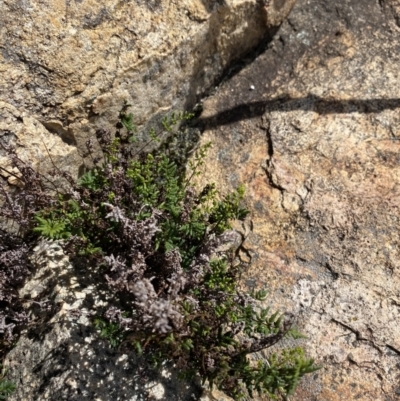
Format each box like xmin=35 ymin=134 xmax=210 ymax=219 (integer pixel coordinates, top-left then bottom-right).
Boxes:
xmin=94 ymin=318 xmax=124 ymax=348
xmin=0 ymin=365 xmax=15 ymax=401
xmin=33 ymin=215 xmax=69 ymax=239
xmin=121 ymin=112 xmax=136 ymax=132
xmin=0 ymin=380 xmax=15 ymax=400
xmin=78 ymin=170 xmax=103 ymax=190
xmin=286 ymin=326 xmax=309 ymax=340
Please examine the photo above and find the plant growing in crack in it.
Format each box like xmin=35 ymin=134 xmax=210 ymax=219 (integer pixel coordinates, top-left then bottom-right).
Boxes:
xmin=0 ymin=104 xmax=319 ymax=400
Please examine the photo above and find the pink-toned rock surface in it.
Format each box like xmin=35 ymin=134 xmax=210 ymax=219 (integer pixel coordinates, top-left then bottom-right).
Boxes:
xmin=195 ymin=0 xmax=400 ymax=399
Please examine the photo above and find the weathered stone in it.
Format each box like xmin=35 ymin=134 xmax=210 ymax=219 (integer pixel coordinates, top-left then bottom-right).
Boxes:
xmin=0 ymin=101 xmax=82 ymax=229
xmin=201 ymin=388 xmax=234 ymax=401
xmin=0 ymin=0 xmax=296 ymax=162
xmin=0 ymin=101 xmax=82 ymax=178
xmin=194 ymin=0 xmax=400 ymax=399
xmin=1 ymin=0 xmax=300 ymax=398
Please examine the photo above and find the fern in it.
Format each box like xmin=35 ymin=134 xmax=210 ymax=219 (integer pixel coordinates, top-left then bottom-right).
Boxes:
xmin=208 ymin=184 xmax=249 ymax=234
xmin=126 ymin=154 xmax=160 ymax=210
xmin=255 ymin=348 xmax=320 ymax=397
xmin=94 ymin=318 xmax=124 ymax=348
xmin=121 ymin=113 xmax=136 ymax=133
xmin=0 ymin=381 xmax=15 ymax=400
xmin=78 ymin=169 xmax=104 ymax=190
xmin=119 ymin=100 xmax=136 ymax=133
xmin=33 ymin=216 xmax=69 ymax=239
xmin=0 ymin=366 xmax=15 ymax=400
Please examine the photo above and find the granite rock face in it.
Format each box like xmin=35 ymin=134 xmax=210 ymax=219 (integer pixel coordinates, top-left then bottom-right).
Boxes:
xmin=195 ymin=0 xmax=400 ymax=399
xmin=0 ymin=101 xmax=81 ymax=178
xmin=0 ymin=0 xmax=296 ymax=161
xmin=5 ymin=0 xmax=400 ymax=400
xmin=0 ymin=101 xmax=82 ymax=230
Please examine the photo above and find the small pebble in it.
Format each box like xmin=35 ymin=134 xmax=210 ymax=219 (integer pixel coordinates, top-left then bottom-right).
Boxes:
xmin=249 ymin=85 xmax=255 ymax=90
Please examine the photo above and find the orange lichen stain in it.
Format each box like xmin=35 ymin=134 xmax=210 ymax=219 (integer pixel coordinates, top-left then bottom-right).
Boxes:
xmin=247 ymin=175 xmax=274 ymax=203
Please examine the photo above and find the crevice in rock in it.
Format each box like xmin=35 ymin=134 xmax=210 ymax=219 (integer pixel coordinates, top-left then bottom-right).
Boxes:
xmin=203 ymin=28 xmax=282 ymax=99
xmin=324 ymin=261 xmax=339 ymax=281
xmin=263 ymin=123 xmax=274 ymax=159
xmin=185 ymin=14 xmax=283 ymax=116
xmin=262 ymin=164 xmax=285 ymax=193
xmin=386 ymin=344 xmax=400 ymax=356
xmin=330 ymin=318 xmax=383 ymax=355
xmin=41 ymin=121 xmax=77 ymax=147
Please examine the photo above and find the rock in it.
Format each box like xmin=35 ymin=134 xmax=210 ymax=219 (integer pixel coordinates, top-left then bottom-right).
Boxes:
xmin=4 ymin=240 xmax=204 ymax=401
xmin=0 ymin=101 xmax=82 ymax=230
xmin=0 ymin=0 xmax=296 ymax=161
xmin=200 ymin=388 xmax=234 ymax=401
xmin=193 ymin=0 xmax=400 ymax=399
xmin=0 ymin=102 xmax=81 ymax=178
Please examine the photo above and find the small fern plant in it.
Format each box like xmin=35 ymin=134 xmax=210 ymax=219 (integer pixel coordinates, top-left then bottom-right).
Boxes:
xmin=0 ymin=365 xmax=15 ymax=400
xmin=33 ymin=216 xmax=69 ymax=239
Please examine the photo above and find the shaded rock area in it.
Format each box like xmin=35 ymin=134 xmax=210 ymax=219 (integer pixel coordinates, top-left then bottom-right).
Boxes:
xmin=5 ymin=241 xmax=204 ymax=401
xmin=195 ymin=0 xmax=400 ymax=399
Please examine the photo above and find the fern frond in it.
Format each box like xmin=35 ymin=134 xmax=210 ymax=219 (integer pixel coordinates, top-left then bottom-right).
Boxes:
xmin=0 ymin=365 xmax=15 ymax=401
xmin=0 ymin=380 xmax=15 ymax=400
xmin=33 ymin=215 xmax=69 ymax=239
xmin=78 ymin=170 xmax=103 ymax=190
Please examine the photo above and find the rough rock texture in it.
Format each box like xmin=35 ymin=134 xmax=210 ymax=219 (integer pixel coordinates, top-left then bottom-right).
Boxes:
xmin=0 ymin=102 xmax=81 ymax=179
xmin=0 ymin=101 xmax=82 ymax=229
xmin=5 ymin=0 xmax=400 ymax=400
xmin=1 ymin=1 xmax=300 ymax=399
xmin=0 ymin=0 xmax=296 ymax=161
xmin=5 ymin=241 xmax=204 ymax=401
xmin=194 ymin=0 xmax=400 ymax=399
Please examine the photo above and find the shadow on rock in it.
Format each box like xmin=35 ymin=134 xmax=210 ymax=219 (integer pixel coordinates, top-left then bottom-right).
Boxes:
xmin=5 ymin=241 xmax=202 ymax=401
xmin=198 ymin=96 xmax=400 ymax=129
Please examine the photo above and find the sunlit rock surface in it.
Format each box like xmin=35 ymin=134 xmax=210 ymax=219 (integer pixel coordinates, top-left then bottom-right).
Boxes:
xmin=0 ymin=0 xmax=296 ymax=156
xmin=195 ymin=0 xmax=400 ymax=399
